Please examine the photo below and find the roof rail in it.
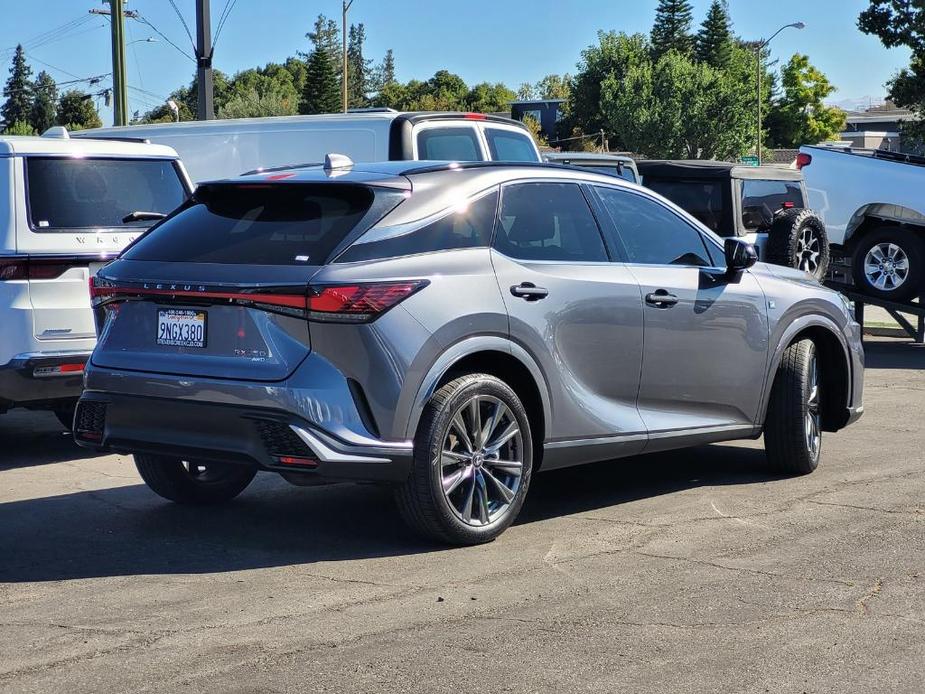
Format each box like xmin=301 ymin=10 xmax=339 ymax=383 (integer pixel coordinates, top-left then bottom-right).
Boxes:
xmin=399 ymin=160 xmax=558 ymax=176
xmin=347 ymin=107 xmax=398 ymax=113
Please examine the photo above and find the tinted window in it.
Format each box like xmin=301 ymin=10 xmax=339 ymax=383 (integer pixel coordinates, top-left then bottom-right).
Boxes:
xmin=644 ymin=178 xmax=728 ymax=235
xmin=741 ymin=179 xmax=804 ymax=229
xmin=26 ymin=157 xmax=186 ymax=232
xmin=494 ymin=183 xmax=608 ymax=262
xmin=484 ymin=128 xmax=539 ymax=162
xmin=416 ymin=127 xmax=483 ymax=160
xmin=124 ymin=184 xmax=399 ymax=265
xmin=595 ymin=187 xmax=716 ymax=267
xmin=337 ymin=190 xmax=498 ymax=263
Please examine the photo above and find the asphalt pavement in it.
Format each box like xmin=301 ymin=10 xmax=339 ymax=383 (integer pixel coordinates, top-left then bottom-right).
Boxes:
xmin=1 ymin=337 xmax=923 ymax=693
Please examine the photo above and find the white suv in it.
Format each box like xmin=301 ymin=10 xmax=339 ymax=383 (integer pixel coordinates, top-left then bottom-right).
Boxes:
xmin=0 ymin=131 xmax=191 ymax=427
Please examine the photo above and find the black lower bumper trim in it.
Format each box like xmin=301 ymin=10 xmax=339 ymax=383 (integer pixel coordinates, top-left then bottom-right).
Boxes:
xmin=75 ymin=392 xmax=413 ymax=484
xmin=0 ymin=354 xmax=89 ymax=410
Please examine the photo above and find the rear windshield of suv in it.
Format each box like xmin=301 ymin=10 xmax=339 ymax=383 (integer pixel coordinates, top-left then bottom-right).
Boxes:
xmin=484 ymin=128 xmax=539 ymax=162
xmin=643 ymin=178 xmax=729 ymax=236
xmin=123 ymin=183 xmax=402 ymax=265
xmin=26 ymin=157 xmax=186 ymax=232
xmin=416 ymin=127 xmax=483 ymax=161
xmin=740 ymin=179 xmax=804 ymax=229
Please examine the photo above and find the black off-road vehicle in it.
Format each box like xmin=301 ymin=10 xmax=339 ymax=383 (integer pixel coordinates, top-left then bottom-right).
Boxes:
xmin=637 ymin=160 xmax=830 ymax=279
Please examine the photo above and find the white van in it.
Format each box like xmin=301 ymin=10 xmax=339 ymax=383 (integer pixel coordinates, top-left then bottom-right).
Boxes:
xmin=77 ymin=110 xmax=542 ymax=183
xmin=0 ymin=132 xmax=192 ymax=426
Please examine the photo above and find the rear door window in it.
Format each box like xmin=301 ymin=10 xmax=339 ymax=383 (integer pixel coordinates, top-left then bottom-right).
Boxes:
xmin=123 ymin=184 xmax=400 ymax=265
xmin=493 ymin=182 xmax=609 ymax=263
xmin=26 ymin=157 xmax=186 ymax=232
xmin=740 ymin=179 xmax=804 ymax=229
xmin=483 ymin=128 xmax=539 ymax=162
xmin=416 ymin=127 xmax=483 ymax=161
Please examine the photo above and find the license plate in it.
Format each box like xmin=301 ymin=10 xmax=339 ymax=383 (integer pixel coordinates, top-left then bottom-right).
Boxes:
xmin=157 ymin=309 xmax=207 ymax=348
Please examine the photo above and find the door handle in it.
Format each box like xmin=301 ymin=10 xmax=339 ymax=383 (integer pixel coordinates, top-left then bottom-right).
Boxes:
xmin=645 ymin=290 xmax=679 ymax=308
xmin=510 ymin=282 xmax=549 ymax=301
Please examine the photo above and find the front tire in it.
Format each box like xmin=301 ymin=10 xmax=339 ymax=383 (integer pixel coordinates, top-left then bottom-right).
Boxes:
xmin=395 ymin=374 xmax=533 ymax=545
xmin=134 ymin=454 xmax=256 ymax=505
xmin=764 ymin=340 xmax=822 ymax=475
xmin=852 ymin=227 xmax=923 ymax=302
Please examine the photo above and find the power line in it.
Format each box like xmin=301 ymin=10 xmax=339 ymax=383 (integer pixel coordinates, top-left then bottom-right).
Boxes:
xmin=1 ymin=15 xmax=94 ymax=56
xmin=22 ymin=51 xmax=83 ymax=80
xmin=213 ymin=0 xmax=237 ymax=49
xmin=134 ymin=13 xmax=195 ymax=62
xmin=167 ymin=0 xmax=196 ymax=50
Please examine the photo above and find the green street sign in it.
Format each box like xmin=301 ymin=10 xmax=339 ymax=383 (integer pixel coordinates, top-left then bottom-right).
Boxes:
xmin=739 ymin=155 xmax=760 ymax=167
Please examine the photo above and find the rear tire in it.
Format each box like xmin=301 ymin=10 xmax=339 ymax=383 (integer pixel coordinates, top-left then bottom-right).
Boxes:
xmin=851 ymin=227 xmax=923 ymax=302
xmin=764 ymin=340 xmax=822 ymax=475
xmin=395 ymin=374 xmax=533 ymax=545
xmin=766 ymin=208 xmax=830 ymax=280
xmin=134 ymin=454 xmax=256 ymax=505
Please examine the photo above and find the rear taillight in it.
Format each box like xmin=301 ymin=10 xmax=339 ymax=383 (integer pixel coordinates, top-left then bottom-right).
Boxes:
xmin=306 ymin=282 xmax=427 ymax=322
xmin=2 ymin=256 xmax=88 ymax=280
xmin=89 ymin=277 xmax=427 ymax=323
xmin=796 ymin=153 xmax=812 ymax=170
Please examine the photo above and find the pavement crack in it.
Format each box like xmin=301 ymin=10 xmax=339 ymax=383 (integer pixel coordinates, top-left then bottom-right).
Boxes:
xmin=855 ymin=577 xmax=884 ymax=615
xmin=807 ymin=500 xmax=924 ymax=516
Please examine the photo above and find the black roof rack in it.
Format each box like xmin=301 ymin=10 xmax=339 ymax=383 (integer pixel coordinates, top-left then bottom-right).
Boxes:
xmin=399 ymin=160 xmax=571 ymax=176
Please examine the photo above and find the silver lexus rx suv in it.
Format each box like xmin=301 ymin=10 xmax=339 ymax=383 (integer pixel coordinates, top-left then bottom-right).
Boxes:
xmin=76 ymin=158 xmax=864 ymax=545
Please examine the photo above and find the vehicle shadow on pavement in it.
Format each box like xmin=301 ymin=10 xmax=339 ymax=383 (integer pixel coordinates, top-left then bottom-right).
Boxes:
xmin=0 ymin=443 xmax=776 ymax=583
xmin=0 ymin=410 xmax=104 ymax=469
xmin=862 ymin=338 xmax=925 ymax=370
xmin=520 ymin=444 xmax=773 ymax=524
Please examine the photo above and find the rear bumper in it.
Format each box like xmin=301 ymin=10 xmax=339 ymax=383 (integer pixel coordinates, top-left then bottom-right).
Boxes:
xmin=0 ymin=351 xmax=90 ymax=409
xmin=73 ymin=391 xmax=414 ymax=484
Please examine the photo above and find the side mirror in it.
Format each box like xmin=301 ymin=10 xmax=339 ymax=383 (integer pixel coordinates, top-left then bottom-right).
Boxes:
xmin=724 ymin=238 xmax=758 ymax=274
xmin=742 ymin=204 xmax=774 ymax=230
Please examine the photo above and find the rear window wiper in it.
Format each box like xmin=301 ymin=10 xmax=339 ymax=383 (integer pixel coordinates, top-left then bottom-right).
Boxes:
xmin=122 ymin=211 xmax=166 ymax=224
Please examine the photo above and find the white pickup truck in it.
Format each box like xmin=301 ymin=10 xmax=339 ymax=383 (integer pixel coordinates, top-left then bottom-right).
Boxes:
xmin=799 ymin=144 xmax=925 ymax=302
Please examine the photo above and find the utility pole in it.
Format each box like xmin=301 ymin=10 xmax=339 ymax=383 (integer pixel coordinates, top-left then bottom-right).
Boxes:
xmin=342 ymin=0 xmax=353 ymax=113
xmin=90 ymin=2 xmax=137 ymax=126
xmin=195 ymin=0 xmax=214 ymax=120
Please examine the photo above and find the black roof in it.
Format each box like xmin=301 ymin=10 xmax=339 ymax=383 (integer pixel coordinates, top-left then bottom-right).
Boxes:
xmin=636 ymin=159 xmax=802 ymax=181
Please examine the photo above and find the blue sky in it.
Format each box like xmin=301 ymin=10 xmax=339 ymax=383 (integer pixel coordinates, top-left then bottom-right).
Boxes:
xmin=0 ymin=0 xmax=911 ymax=125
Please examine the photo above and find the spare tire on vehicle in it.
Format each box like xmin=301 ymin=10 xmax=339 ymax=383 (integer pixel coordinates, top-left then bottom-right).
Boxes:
xmin=765 ymin=208 xmax=830 ymax=280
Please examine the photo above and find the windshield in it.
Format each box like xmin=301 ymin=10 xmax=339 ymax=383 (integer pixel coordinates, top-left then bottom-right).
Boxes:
xmin=26 ymin=157 xmax=186 ymax=232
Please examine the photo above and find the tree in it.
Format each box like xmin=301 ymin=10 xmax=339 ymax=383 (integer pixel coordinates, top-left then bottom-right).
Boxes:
xmin=466 ymin=82 xmax=516 ymax=113
xmin=379 ymin=49 xmax=396 ymax=86
xmin=219 ymin=88 xmax=298 ymax=119
xmin=56 ymin=90 xmax=102 ymax=131
xmin=599 ymin=40 xmax=752 ymax=159
xmin=2 ymin=45 xmax=33 ymax=131
xmin=347 ymin=23 xmax=372 ymax=108
xmin=859 ymin=1 xmax=925 ymax=140
xmin=651 ymin=0 xmax=695 ymax=59
xmin=4 ymin=120 xmax=34 ymax=136
xmin=517 ymin=74 xmax=571 ymax=101
xmin=566 ymin=32 xmax=651 ymax=149
xmin=300 ymin=47 xmax=340 ymax=114
xmin=306 ymin=14 xmax=342 ymax=76
xmin=30 ymin=70 xmax=57 ymax=133
xmin=696 ymin=0 xmax=733 ymax=68
xmin=765 ymin=54 xmax=846 ymax=147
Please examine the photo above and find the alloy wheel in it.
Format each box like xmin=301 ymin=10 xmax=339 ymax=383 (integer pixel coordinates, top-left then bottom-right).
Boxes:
xmin=439 ymin=394 xmax=524 ymax=527
xmin=805 ymin=355 xmax=821 ymax=461
xmin=864 ymin=242 xmax=910 ymax=291
xmin=797 ymin=226 xmax=823 ymax=275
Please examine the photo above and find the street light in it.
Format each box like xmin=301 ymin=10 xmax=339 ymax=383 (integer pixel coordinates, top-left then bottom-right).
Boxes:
xmin=755 ymin=22 xmax=805 ymax=164
xmin=127 ymin=37 xmax=158 ymax=46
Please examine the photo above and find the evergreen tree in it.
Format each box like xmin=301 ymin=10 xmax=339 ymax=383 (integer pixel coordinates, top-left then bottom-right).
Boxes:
xmin=30 ymin=70 xmax=57 ymax=133
xmin=347 ymin=23 xmax=372 ymax=108
xmin=380 ymin=49 xmax=396 ymax=86
xmin=300 ymin=47 xmax=340 ymax=114
xmin=56 ymin=90 xmax=102 ymax=131
xmin=2 ymin=45 xmax=34 ymax=130
xmin=306 ymin=14 xmax=342 ymax=76
xmin=696 ymin=0 xmax=733 ymax=68
xmin=651 ymin=0 xmax=695 ymax=59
